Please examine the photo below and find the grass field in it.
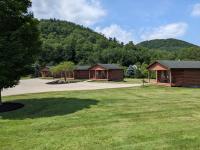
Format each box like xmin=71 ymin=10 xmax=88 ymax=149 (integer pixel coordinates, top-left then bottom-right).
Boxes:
xmin=89 ymin=78 xmax=147 ymax=84
xmin=1 ymin=86 xmax=200 ymax=149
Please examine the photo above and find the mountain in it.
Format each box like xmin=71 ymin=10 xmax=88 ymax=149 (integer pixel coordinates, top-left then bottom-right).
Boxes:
xmin=137 ymin=39 xmax=199 ymax=51
xmin=38 ymin=19 xmax=146 ymax=66
xmin=38 ymin=19 xmax=123 ymax=65
xmin=37 ymin=19 xmax=200 ymax=67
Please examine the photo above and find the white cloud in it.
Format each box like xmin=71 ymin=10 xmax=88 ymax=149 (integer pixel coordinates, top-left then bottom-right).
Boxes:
xmin=31 ymin=0 xmax=106 ymax=26
xmin=140 ymin=22 xmax=188 ymax=41
xmin=95 ymin=24 xmax=136 ymax=44
xmin=191 ymin=3 xmax=200 ymax=16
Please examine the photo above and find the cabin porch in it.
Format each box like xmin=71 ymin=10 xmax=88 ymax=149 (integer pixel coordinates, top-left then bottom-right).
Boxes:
xmin=148 ymin=70 xmax=173 ymax=87
xmin=89 ymin=70 xmax=109 ymax=80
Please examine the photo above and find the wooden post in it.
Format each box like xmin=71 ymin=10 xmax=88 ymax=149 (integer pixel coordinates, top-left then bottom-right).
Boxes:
xmin=169 ymin=70 xmax=172 ymax=86
xmin=107 ymin=70 xmax=109 ymax=80
xmin=89 ymin=70 xmax=90 ymax=79
xmin=156 ymin=70 xmax=158 ymax=83
xmin=95 ymin=70 xmax=97 ymax=79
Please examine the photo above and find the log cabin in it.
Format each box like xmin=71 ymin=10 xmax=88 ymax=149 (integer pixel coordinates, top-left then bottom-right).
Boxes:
xmin=41 ymin=64 xmax=124 ymax=81
xmin=74 ymin=65 xmax=90 ymax=79
xmin=74 ymin=64 xmax=124 ymax=81
xmin=147 ymin=60 xmax=200 ymax=87
xmin=88 ymin=64 xmax=124 ymax=81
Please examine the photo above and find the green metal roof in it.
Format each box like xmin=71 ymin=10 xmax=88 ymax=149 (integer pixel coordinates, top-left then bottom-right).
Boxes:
xmin=75 ymin=64 xmax=123 ymax=70
xmin=97 ymin=64 xmax=123 ymax=70
xmin=156 ymin=60 xmax=200 ymax=69
xmin=75 ymin=65 xmax=91 ymax=70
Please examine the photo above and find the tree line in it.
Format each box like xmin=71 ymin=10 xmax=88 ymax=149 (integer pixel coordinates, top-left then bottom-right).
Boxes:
xmin=38 ymin=20 xmax=151 ymax=66
xmin=38 ymin=20 xmax=200 ymax=67
xmin=36 ymin=19 xmax=200 ymax=78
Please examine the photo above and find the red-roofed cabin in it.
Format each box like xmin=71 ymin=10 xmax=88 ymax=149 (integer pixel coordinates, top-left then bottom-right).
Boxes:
xmin=147 ymin=60 xmax=200 ymax=87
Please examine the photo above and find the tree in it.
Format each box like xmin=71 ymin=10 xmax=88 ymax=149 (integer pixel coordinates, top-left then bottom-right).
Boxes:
xmin=58 ymin=61 xmax=75 ymax=82
xmin=33 ymin=62 xmax=41 ymax=78
xmin=125 ymin=65 xmax=137 ymax=78
xmin=178 ymin=47 xmax=200 ymax=61
xmin=134 ymin=63 xmax=148 ymax=78
xmin=50 ymin=64 xmax=66 ymax=79
xmin=140 ymin=63 xmax=149 ymax=78
xmin=49 ymin=66 xmax=58 ymax=79
xmin=0 ymin=0 xmax=41 ymax=104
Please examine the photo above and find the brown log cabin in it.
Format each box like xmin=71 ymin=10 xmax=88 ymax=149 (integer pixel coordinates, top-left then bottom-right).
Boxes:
xmin=87 ymin=64 xmax=124 ymax=81
xmin=41 ymin=64 xmax=124 ymax=81
xmin=74 ymin=64 xmax=124 ymax=81
xmin=147 ymin=60 xmax=200 ymax=87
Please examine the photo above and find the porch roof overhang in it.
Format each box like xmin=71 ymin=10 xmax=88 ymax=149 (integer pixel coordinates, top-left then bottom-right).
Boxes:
xmin=147 ymin=62 xmax=169 ymax=71
xmin=89 ymin=66 xmax=107 ymax=71
xmin=89 ymin=64 xmax=122 ymax=71
xmin=74 ymin=65 xmax=91 ymax=71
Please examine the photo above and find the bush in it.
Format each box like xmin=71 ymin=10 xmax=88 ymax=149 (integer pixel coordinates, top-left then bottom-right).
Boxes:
xmin=125 ymin=63 xmax=149 ymax=78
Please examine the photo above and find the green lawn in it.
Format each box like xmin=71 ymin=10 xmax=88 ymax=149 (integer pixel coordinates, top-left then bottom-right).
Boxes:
xmin=1 ymin=86 xmax=200 ymax=149
xmin=89 ymin=78 xmax=147 ymax=84
xmin=123 ymin=78 xmax=147 ymax=84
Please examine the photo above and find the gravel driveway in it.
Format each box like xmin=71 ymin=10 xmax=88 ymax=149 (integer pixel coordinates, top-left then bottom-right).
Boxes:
xmin=2 ymin=79 xmax=141 ymax=96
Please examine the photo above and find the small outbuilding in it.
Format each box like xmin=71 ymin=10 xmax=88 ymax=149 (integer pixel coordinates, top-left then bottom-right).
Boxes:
xmin=147 ymin=60 xmax=200 ymax=87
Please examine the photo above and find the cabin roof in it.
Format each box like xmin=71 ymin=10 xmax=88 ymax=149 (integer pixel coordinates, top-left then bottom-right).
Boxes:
xmin=148 ymin=60 xmax=200 ymax=69
xmin=96 ymin=63 xmax=123 ymax=70
xmin=75 ymin=64 xmax=122 ymax=70
xmin=75 ymin=65 xmax=91 ymax=70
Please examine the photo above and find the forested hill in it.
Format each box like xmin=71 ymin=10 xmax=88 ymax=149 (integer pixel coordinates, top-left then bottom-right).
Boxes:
xmin=137 ymin=39 xmax=199 ymax=51
xmin=38 ymin=19 xmax=200 ymax=67
xmin=38 ymin=19 xmax=117 ymax=65
xmin=38 ymin=19 xmax=149 ymax=66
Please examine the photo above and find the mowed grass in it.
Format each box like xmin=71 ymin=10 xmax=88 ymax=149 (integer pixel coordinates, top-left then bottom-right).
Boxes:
xmin=1 ymin=86 xmax=200 ymax=149
xmin=89 ymin=78 xmax=146 ymax=84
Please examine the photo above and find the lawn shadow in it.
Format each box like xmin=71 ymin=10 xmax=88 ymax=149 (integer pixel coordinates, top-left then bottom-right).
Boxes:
xmin=0 ymin=97 xmax=98 ymax=120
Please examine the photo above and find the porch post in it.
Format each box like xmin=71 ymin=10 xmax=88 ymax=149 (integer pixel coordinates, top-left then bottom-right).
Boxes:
xmin=89 ymin=70 xmax=90 ymax=79
xmin=107 ymin=70 xmax=109 ymax=80
xmin=156 ymin=70 xmax=158 ymax=83
xmin=169 ymin=70 xmax=172 ymax=86
xmin=95 ymin=70 xmax=97 ymax=79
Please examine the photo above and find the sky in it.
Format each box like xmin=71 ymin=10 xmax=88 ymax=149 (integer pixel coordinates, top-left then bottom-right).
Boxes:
xmin=31 ymin=0 xmax=200 ymax=45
